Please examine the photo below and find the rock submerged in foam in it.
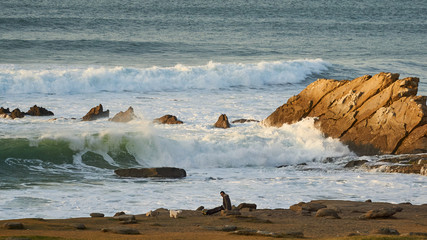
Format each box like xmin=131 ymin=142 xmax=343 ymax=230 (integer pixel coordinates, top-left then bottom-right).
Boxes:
xmin=153 ymin=114 xmax=183 ymax=124
xmin=214 ymin=114 xmax=230 ymax=128
xmin=263 ymin=72 xmax=426 ymax=156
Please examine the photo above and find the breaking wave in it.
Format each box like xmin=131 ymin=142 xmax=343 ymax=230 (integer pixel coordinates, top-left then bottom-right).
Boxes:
xmin=0 ymin=118 xmax=351 ymax=176
xmin=0 ymin=59 xmax=330 ymax=94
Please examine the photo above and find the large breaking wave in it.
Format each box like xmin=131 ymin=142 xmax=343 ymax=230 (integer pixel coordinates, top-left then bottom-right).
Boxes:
xmin=0 ymin=59 xmax=330 ymax=94
xmin=0 ymin=118 xmax=351 ymax=176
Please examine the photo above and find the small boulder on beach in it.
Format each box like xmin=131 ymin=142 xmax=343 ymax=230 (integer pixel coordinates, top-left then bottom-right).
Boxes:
xmin=73 ymin=223 xmax=86 ymax=230
xmin=359 ymin=207 xmax=402 ymax=219
xmin=290 ymin=201 xmax=327 ymax=213
xmin=90 ymin=212 xmax=105 ymax=218
xmin=237 ymin=203 xmax=257 ymax=210
xmin=315 ymin=208 xmax=341 ymax=219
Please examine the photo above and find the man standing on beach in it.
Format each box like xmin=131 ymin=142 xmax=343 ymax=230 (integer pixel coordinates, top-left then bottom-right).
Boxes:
xmin=203 ymin=191 xmax=232 ymax=215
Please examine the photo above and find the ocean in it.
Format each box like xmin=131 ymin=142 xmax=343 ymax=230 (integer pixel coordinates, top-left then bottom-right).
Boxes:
xmin=0 ymin=0 xmax=426 ymax=219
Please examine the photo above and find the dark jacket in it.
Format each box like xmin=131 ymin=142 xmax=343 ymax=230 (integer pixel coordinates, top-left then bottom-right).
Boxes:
xmin=222 ymin=194 xmax=231 ymax=210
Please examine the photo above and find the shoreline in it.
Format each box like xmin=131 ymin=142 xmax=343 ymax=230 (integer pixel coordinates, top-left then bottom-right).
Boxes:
xmin=2 ymin=200 xmax=427 ymax=240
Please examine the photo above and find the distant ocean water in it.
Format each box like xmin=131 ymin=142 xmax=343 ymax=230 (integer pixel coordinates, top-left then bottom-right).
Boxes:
xmin=0 ymin=0 xmax=426 ymax=219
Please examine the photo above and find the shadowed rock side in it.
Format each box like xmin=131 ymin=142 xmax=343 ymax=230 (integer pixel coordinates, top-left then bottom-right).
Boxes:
xmin=82 ymin=104 xmax=110 ymax=121
xmin=263 ymin=72 xmax=427 ymax=155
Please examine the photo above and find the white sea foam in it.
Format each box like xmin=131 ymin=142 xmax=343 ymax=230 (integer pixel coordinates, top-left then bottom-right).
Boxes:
xmin=0 ymin=59 xmax=329 ymax=94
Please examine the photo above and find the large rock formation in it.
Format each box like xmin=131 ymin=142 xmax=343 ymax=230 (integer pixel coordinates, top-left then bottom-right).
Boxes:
xmin=114 ymin=167 xmax=187 ymax=178
xmin=263 ymin=73 xmax=426 ymax=155
xmin=82 ymin=104 xmax=109 ymax=121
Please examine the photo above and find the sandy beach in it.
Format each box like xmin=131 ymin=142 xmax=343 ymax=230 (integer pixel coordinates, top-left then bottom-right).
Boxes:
xmin=1 ymin=200 xmax=427 ymax=240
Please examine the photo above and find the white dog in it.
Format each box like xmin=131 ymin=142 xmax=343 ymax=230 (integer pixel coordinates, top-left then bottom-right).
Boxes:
xmin=169 ymin=209 xmax=182 ymax=219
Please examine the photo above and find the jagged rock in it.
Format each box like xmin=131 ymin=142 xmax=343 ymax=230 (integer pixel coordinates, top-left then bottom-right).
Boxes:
xmin=90 ymin=212 xmax=105 ymax=218
xmin=26 ymin=105 xmax=54 ymax=116
xmin=10 ymin=108 xmax=25 ymax=119
xmin=82 ymin=104 xmax=109 ymax=121
xmin=3 ymin=222 xmax=24 ymax=229
xmin=237 ymin=203 xmax=257 ymax=210
xmin=263 ymin=73 xmax=426 ymax=155
xmin=315 ymin=208 xmax=341 ymax=219
xmin=110 ymin=107 xmax=136 ymax=122
xmin=231 ymin=119 xmax=259 ymax=124
xmin=114 ymin=167 xmax=187 ymax=178
xmin=153 ymin=114 xmax=183 ymax=124
xmin=214 ymin=114 xmax=230 ymax=128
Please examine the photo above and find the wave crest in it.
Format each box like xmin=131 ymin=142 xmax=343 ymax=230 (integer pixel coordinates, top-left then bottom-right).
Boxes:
xmin=0 ymin=59 xmax=330 ymax=94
